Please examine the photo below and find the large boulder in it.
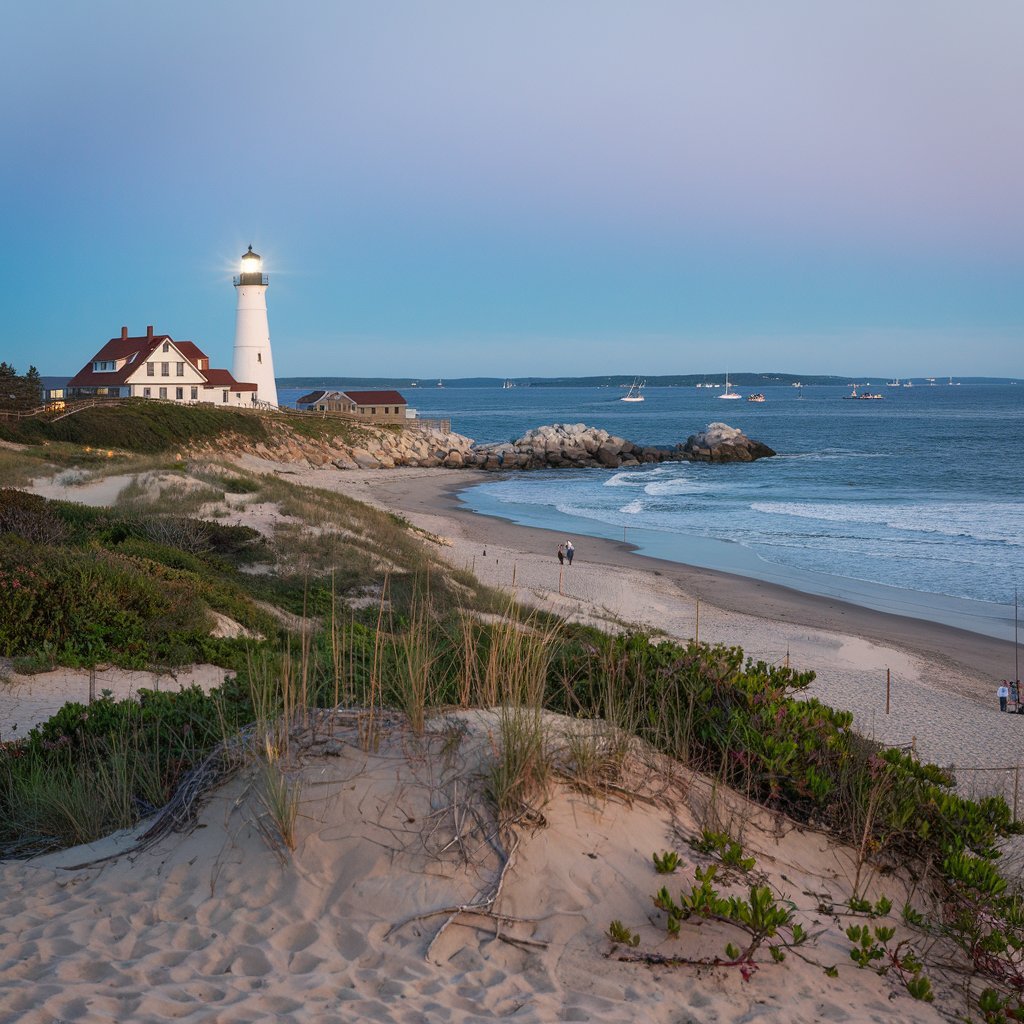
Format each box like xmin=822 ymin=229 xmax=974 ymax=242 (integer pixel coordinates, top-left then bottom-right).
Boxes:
xmin=679 ymin=422 xmax=776 ymax=463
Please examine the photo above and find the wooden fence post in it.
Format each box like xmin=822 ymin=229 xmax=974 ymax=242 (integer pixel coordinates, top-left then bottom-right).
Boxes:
xmin=886 ymin=668 xmax=890 ymax=715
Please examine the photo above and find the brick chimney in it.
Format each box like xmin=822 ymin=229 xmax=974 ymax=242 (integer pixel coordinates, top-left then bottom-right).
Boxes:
xmin=146 ymin=325 xmax=154 ymax=339
xmin=121 ymin=326 xmax=128 ymax=339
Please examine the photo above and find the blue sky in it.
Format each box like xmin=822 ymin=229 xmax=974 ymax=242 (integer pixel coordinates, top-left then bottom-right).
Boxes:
xmin=2 ymin=2 xmax=1021 ymax=377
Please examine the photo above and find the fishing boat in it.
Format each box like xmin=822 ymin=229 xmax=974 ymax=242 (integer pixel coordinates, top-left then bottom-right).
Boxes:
xmin=886 ymin=377 xmax=901 ymax=387
xmin=843 ymin=385 xmax=884 ymax=400
xmin=718 ymin=374 xmax=741 ymax=399
xmin=746 ymin=392 xmax=766 ymax=403
xmin=620 ymin=379 xmax=645 ymax=402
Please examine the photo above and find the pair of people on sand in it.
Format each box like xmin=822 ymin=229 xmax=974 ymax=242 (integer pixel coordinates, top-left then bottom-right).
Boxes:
xmin=556 ymin=540 xmax=575 ymax=566
xmin=998 ymin=680 xmax=1023 ymax=713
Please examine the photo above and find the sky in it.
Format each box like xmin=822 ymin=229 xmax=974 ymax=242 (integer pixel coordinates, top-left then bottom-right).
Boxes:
xmin=1 ymin=1 xmax=1021 ymax=378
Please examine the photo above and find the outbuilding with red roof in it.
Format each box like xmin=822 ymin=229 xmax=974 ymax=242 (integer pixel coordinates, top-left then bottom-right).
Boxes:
xmin=295 ymin=388 xmax=408 ymax=422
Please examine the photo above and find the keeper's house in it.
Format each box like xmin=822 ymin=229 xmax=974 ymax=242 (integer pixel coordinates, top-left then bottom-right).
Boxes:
xmin=67 ymin=326 xmax=258 ymax=407
xmin=295 ymin=389 xmax=409 ymax=423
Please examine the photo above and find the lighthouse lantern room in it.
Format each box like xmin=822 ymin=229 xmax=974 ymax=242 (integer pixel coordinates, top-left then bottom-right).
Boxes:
xmin=232 ymin=245 xmax=278 ymax=407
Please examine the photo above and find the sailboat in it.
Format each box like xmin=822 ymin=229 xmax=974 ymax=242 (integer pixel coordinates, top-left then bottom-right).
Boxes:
xmin=718 ymin=373 xmax=741 ymax=399
xmin=501 ymin=379 xmax=516 ymax=389
xmin=620 ymin=379 xmax=645 ymax=402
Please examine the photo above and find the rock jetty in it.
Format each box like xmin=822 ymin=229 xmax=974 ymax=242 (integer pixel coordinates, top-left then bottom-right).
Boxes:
xmin=200 ymin=419 xmax=773 ymax=472
xmin=468 ymin=422 xmax=774 ymax=470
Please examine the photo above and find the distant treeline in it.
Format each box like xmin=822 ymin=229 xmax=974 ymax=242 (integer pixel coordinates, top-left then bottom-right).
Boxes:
xmin=280 ymin=373 xmax=849 ymax=389
xmin=278 ymin=374 xmax=1019 ymax=389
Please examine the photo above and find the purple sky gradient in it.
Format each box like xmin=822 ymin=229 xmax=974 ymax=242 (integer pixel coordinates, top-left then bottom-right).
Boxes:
xmin=1 ymin=2 xmax=1021 ymax=376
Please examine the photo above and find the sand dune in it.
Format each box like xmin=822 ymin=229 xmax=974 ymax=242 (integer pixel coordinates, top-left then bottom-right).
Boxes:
xmin=0 ymin=712 xmax=950 ymax=1023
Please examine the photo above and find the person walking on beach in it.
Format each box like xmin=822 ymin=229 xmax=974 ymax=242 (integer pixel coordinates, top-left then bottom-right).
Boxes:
xmin=565 ymin=540 xmax=575 ymax=565
xmin=998 ymin=681 xmax=1009 ymax=712
xmin=557 ymin=544 xmax=565 ymax=565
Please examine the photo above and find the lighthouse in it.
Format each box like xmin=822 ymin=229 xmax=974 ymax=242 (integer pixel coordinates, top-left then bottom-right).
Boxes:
xmin=232 ymin=245 xmax=278 ymax=407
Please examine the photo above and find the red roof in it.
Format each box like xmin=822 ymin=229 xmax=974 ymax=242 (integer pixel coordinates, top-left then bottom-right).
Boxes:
xmin=92 ymin=336 xmax=167 ymax=362
xmin=175 ymin=341 xmax=209 ymax=365
xmin=204 ymin=369 xmax=256 ymax=390
xmin=68 ymin=332 xmax=252 ymax=390
xmin=343 ymin=390 xmax=407 ymax=405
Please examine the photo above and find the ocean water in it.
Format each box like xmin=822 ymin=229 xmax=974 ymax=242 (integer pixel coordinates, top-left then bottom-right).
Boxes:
xmin=278 ymin=382 xmax=1024 ymax=637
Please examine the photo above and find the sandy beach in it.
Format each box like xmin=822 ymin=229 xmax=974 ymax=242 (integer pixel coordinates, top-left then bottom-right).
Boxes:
xmin=2 ymin=460 xmax=1021 ymax=1023
xmin=256 ymin=463 xmax=1022 ymax=806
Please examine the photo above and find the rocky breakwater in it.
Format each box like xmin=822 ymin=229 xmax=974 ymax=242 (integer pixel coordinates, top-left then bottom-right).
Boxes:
xmin=464 ymin=421 xmax=774 ymax=470
xmin=198 ymin=419 xmax=772 ymax=472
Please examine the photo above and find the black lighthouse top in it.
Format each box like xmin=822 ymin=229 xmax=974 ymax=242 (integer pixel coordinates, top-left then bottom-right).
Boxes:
xmin=234 ymin=245 xmax=268 ymax=287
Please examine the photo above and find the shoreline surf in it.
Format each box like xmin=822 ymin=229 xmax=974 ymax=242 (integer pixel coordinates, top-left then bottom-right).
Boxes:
xmin=459 ymin=477 xmax=1016 ymax=642
xmin=344 ymin=466 xmax=1018 ymax=688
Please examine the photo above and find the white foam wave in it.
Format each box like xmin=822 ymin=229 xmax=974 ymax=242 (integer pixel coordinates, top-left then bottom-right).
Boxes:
xmin=644 ymin=478 xmax=707 ymax=496
xmin=604 ymin=467 xmax=671 ymax=488
xmin=751 ymin=501 xmax=1024 ymax=546
xmin=619 ymin=499 xmax=645 ymax=515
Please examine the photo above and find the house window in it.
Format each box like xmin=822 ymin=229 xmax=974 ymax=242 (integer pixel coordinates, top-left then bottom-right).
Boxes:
xmin=257 ymin=353 xmax=262 ymax=364
xmin=162 ymin=342 xmax=170 ymax=353
xmin=146 ymin=362 xmax=154 ymax=376
xmin=190 ymin=386 xmax=198 ymax=400
xmin=371 ymin=407 xmax=377 ymax=414
xmin=143 ymin=387 xmax=151 ymax=398
xmin=235 ymin=392 xmax=241 ymax=400
xmin=222 ymin=390 xmax=228 ymax=403
xmin=159 ymin=387 xmax=167 ymax=399
xmin=176 ymin=362 xmax=184 ymax=376
xmin=161 ymin=362 xmax=169 ymax=376
xmin=175 ymin=387 xmax=183 ymax=400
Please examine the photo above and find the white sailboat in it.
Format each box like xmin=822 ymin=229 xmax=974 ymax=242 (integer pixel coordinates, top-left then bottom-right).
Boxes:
xmin=718 ymin=373 xmax=741 ymax=399
xmin=620 ymin=379 xmax=645 ymax=402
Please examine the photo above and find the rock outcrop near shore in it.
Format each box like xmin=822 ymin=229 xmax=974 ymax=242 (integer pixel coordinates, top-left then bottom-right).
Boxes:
xmin=468 ymin=421 xmax=775 ymax=470
xmin=199 ymin=419 xmax=773 ymax=472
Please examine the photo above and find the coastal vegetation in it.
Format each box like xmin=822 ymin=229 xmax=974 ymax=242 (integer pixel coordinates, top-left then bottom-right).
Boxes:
xmin=0 ymin=419 xmax=1022 ymax=1017
xmin=0 ymin=397 xmax=384 ymax=454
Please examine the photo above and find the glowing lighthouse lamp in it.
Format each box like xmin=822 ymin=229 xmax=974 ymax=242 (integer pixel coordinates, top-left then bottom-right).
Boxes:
xmin=232 ymin=245 xmax=278 ymax=407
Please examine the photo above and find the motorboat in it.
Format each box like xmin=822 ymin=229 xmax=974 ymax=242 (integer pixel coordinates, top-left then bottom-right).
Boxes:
xmin=843 ymin=385 xmax=884 ymax=400
xmin=746 ymin=392 xmax=766 ymax=403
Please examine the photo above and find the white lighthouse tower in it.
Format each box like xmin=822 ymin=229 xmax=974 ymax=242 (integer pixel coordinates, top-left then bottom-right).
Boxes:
xmin=232 ymin=245 xmax=278 ymax=407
